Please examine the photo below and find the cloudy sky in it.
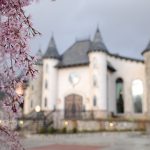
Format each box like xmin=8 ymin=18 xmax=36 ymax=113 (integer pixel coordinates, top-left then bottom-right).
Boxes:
xmin=27 ymin=0 xmax=150 ymax=59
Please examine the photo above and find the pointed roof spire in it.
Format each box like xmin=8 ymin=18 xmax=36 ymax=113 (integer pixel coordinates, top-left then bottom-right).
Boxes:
xmin=43 ymin=35 xmax=60 ymax=59
xmin=91 ymin=27 xmax=108 ymax=52
xmin=35 ymin=48 xmax=43 ymax=65
xmin=36 ymin=48 xmax=42 ymax=58
xmin=142 ymin=40 xmax=150 ymax=55
xmin=48 ymin=35 xmax=56 ymax=48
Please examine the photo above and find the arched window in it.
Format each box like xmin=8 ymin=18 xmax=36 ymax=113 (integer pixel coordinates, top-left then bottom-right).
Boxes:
xmin=93 ymin=96 xmax=97 ymax=106
xmin=45 ymin=80 xmax=48 ymax=89
xmin=116 ymin=78 xmax=124 ymax=113
xmin=44 ymin=98 xmax=47 ymax=107
xmin=132 ymin=80 xmax=143 ymax=113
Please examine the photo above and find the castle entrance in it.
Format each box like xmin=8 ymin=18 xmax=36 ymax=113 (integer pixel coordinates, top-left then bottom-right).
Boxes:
xmin=65 ymin=94 xmax=83 ymax=119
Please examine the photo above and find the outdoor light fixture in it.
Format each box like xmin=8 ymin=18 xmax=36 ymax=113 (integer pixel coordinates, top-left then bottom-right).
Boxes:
xmin=35 ymin=105 xmax=41 ymax=113
xmin=64 ymin=121 xmax=68 ymax=126
xmin=19 ymin=120 xmax=24 ymax=127
xmin=109 ymin=122 xmax=114 ymax=127
xmin=19 ymin=120 xmax=24 ymax=125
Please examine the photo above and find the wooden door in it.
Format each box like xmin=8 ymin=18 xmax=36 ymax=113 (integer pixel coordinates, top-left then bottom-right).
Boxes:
xmin=65 ymin=94 xmax=82 ymax=119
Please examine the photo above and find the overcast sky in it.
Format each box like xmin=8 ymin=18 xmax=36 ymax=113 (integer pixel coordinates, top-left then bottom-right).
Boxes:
xmin=27 ymin=0 xmax=150 ymax=59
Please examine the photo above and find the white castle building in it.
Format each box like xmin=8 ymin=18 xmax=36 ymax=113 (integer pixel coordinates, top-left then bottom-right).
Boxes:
xmin=24 ymin=27 xmax=150 ymax=123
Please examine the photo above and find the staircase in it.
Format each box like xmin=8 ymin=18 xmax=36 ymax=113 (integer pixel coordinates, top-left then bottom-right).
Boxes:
xmin=18 ymin=110 xmax=54 ymax=133
xmin=43 ymin=111 xmax=54 ymax=129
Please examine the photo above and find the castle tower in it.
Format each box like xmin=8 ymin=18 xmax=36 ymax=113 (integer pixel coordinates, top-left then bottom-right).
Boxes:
xmin=42 ymin=36 xmax=60 ymax=111
xmin=142 ymin=41 xmax=150 ymax=115
xmin=24 ymin=49 xmax=43 ymax=114
xmin=88 ymin=27 xmax=108 ymax=118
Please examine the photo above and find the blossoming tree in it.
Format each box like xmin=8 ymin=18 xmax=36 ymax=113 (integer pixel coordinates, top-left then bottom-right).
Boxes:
xmin=0 ymin=0 xmax=40 ymax=149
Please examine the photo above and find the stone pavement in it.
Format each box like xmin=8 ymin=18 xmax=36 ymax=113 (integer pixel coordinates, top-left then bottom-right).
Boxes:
xmin=21 ymin=132 xmax=150 ymax=150
xmin=29 ymin=144 xmax=103 ymax=150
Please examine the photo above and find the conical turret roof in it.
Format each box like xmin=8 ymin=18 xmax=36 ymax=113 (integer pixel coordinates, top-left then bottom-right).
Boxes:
xmin=90 ymin=27 xmax=108 ymax=53
xmin=43 ymin=36 xmax=60 ymax=59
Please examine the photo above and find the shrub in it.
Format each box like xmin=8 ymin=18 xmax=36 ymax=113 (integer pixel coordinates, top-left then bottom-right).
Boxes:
xmin=61 ymin=127 xmax=67 ymax=133
xmin=72 ymin=127 xmax=77 ymax=133
xmin=47 ymin=127 xmax=57 ymax=133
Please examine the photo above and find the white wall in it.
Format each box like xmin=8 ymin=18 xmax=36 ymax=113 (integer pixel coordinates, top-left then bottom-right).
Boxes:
xmin=57 ymin=66 xmax=91 ymax=111
xmin=107 ymin=55 xmax=146 ymax=114
xmin=24 ymin=65 xmax=43 ymax=114
xmin=143 ymin=52 xmax=150 ymax=113
xmin=88 ymin=52 xmax=107 ymax=111
xmin=42 ymin=59 xmax=58 ymax=111
xmin=24 ymin=53 xmax=146 ymax=117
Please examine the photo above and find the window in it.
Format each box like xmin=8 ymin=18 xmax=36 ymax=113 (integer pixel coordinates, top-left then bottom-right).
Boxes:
xmin=93 ymin=96 xmax=97 ymax=106
xmin=93 ymin=57 xmax=97 ymax=69
xmin=116 ymin=78 xmax=124 ymax=113
xmin=44 ymin=98 xmax=47 ymax=107
xmin=82 ymin=105 xmax=86 ymax=112
xmin=45 ymin=64 xmax=48 ymax=73
xmin=30 ymin=100 xmax=33 ymax=108
xmin=53 ymin=105 xmax=56 ymax=111
xmin=132 ymin=80 xmax=143 ymax=113
xmin=31 ymin=85 xmax=34 ymax=90
xmin=45 ymin=80 xmax=48 ymax=89
xmin=93 ymin=75 xmax=98 ymax=87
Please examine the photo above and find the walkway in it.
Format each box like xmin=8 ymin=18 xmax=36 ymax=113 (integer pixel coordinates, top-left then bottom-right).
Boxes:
xmin=22 ymin=132 xmax=150 ymax=150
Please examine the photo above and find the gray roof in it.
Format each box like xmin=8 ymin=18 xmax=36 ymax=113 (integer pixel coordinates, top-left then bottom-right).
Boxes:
xmin=58 ymin=39 xmax=91 ymax=67
xmin=90 ymin=28 xmax=108 ymax=52
xmin=57 ymin=28 xmax=108 ymax=68
xmin=43 ymin=36 xmax=60 ymax=59
xmin=56 ymin=28 xmax=143 ymax=68
xmin=142 ymin=41 xmax=150 ymax=55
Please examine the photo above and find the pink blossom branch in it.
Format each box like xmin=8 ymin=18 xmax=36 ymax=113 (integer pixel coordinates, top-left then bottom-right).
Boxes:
xmin=0 ymin=0 xmax=40 ymax=149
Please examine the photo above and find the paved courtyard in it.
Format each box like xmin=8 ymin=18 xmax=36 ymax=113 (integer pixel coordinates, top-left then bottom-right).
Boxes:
xmin=21 ymin=132 xmax=150 ymax=150
xmin=29 ymin=145 xmax=102 ymax=150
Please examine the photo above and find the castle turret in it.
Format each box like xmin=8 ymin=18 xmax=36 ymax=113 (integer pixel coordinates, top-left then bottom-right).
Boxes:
xmin=142 ymin=41 xmax=150 ymax=115
xmin=24 ymin=49 xmax=43 ymax=114
xmin=42 ymin=36 xmax=60 ymax=111
xmin=88 ymin=27 xmax=108 ymax=118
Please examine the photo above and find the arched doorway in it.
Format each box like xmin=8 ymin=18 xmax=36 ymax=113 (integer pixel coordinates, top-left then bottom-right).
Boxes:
xmin=116 ymin=78 xmax=124 ymax=113
xmin=65 ymin=94 xmax=83 ymax=119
